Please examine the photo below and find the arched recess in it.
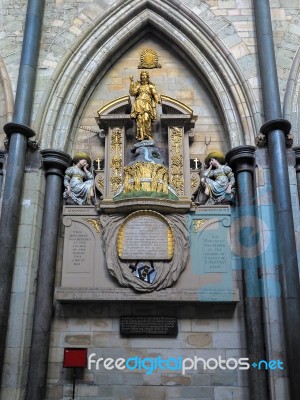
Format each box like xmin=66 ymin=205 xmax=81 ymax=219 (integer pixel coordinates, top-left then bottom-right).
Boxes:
xmin=284 ymin=47 xmax=300 ymax=145
xmin=0 ymin=55 xmax=14 ymax=150
xmin=36 ymin=0 xmax=260 ymax=150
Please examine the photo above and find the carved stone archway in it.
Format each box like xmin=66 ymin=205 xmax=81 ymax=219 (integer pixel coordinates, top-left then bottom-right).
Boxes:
xmin=36 ymin=0 xmax=260 ymax=151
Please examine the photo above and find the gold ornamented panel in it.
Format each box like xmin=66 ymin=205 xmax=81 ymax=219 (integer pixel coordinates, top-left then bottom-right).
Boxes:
xmin=123 ymin=162 xmax=169 ymax=194
xmin=192 ymin=219 xmax=207 ymax=233
xmin=95 ymin=171 xmax=105 ymax=192
xmin=190 ymin=171 xmax=201 ymax=196
xmin=170 ymin=126 xmax=184 ymax=195
xmin=85 ymin=218 xmax=101 ymax=234
xmin=138 ymin=48 xmax=161 ymax=69
xmin=110 ymin=128 xmax=123 ymax=194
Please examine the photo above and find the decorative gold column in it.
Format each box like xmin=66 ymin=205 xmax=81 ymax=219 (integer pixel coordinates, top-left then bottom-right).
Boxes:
xmin=169 ymin=126 xmax=184 ymax=196
xmin=108 ymin=127 xmax=124 ymax=197
xmin=161 ymin=95 xmax=197 ymax=200
xmin=96 ymin=96 xmax=132 ymax=199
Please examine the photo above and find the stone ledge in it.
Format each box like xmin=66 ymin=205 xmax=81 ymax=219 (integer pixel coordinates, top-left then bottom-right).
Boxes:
xmin=99 ymin=197 xmax=191 ymax=214
xmin=55 ymin=287 xmax=240 ymax=303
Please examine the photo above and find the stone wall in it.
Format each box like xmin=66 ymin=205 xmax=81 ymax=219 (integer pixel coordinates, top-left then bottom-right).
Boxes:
xmin=47 ymin=300 xmax=247 ymax=400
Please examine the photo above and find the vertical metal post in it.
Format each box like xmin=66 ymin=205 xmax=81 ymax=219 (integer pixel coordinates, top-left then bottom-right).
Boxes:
xmin=72 ymin=368 xmax=76 ymax=399
xmin=0 ymin=150 xmax=6 ymax=200
xmin=25 ymin=150 xmax=71 ymax=400
xmin=293 ymin=146 xmax=300 ymax=204
xmin=253 ymin=1 xmax=300 ymax=398
xmin=227 ymin=146 xmax=268 ymax=400
xmin=0 ymin=0 xmax=46 ymax=383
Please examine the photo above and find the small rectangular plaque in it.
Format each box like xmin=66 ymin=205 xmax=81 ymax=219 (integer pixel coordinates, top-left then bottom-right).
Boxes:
xmin=120 ymin=316 xmax=178 ymax=336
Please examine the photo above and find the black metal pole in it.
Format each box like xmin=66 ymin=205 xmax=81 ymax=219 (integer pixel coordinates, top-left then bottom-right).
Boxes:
xmin=25 ymin=150 xmax=71 ymax=400
xmin=253 ymin=1 xmax=300 ymax=398
xmin=72 ymin=368 xmax=76 ymax=399
xmin=0 ymin=0 xmax=46 ymax=384
xmin=0 ymin=150 xmax=6 ymax=200
xmin=227 ymin=146 xmax=268 ymax=400
xmin=293 ymin=147 xmax=300 ymax=205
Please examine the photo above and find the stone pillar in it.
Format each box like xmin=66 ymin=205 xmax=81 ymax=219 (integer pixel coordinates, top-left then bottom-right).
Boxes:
xmin=0 ymin=124 xmax=35 ymax=384
xmin=0 ymin=0 xmax=46 ymax=383
xmin=254 ymin=0 xmax=300 ymax=395
xmin=25 ymin=149 xmax=71 ymax=400
xmin=226 ymin=145 xmax=268 ymax=400
xmin=293 ymin=146 xmax=300 ymax=204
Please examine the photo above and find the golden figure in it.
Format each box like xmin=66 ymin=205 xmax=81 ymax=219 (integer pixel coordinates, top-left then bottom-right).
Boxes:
xmin=129 ymin=71 xmax=160 ymax=141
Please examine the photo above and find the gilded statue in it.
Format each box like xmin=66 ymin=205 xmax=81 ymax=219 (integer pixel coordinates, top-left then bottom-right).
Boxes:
xmin=129 ymin=71 xmax=160 ymax=141
xmin=63 ymin=152 xmax=94 ymax=205
xmin=195 ymin=152 xmax=235 ymax=205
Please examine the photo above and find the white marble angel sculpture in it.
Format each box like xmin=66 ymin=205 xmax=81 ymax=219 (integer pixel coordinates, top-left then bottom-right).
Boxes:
xmin=63 ymin=152 xmax=94 ymax=205
xmin=196 ymin=151 xmax=235 ymax=205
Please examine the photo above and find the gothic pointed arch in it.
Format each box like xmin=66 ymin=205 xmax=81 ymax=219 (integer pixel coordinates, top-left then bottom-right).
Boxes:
xmin=36 ymin=0 xmax=260 ymax=150
xmin=284 ymin=47 xmax=300 ymax=145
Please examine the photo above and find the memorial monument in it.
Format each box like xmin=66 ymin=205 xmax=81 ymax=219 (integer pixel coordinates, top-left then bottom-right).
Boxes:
xmin=59 ymin=62 xmax=237 ymax=301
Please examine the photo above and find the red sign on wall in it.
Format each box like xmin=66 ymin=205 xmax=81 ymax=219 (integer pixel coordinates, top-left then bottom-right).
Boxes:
xmin=63 ymin=348 xmax=87 ymax=368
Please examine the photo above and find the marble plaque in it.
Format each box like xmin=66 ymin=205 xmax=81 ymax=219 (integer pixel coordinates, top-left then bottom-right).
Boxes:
xmin=189 ymin=206 xmax=234 ymax=301
xmin=59 ymin=206 xmax=239 ymax=303
xmin=117 ymin=211 xmax=174 ymax=260
xmin=61 ymin=214 xmax=104 ymax=288
xmin=202 ymin=231 xmax=228 ymax=273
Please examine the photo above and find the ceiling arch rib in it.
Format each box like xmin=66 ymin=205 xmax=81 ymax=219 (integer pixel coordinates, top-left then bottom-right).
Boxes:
xmin=284 ymin=47 xmax=300 ymax=144
xmin=37 ymin=0 xmax=259 ymax=150
xmin=0 ymin=56 xmax=14 ymax=150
